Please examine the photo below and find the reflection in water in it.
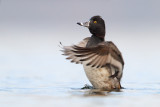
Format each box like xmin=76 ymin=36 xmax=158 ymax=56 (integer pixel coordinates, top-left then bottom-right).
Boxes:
xmin=82 ymin=89 xmax=113 ymax=96
xmin=82 ymin=89 xmax=122 ymax=96
xmin=71 ymin=89 xmax=110 ymax=96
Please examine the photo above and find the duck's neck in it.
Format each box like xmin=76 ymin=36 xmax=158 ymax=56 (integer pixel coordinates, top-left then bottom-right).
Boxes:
xmin=86 ymin=35 xmax=105 ymax=47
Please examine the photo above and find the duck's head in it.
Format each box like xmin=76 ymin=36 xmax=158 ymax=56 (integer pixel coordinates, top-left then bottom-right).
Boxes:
xmin=77 ymin=15 xmax=105 ymax=39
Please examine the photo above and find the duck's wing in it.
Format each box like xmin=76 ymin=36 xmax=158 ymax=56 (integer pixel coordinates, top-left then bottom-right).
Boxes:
xmin=61 ymin=40 xmax=124 ymax=70
xmin=61 ymin=37 xmax=90 ymax=64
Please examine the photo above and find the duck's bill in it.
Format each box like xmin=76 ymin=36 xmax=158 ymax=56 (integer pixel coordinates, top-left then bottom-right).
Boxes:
xmin=77 ymin=21 xmax=90 ymax=27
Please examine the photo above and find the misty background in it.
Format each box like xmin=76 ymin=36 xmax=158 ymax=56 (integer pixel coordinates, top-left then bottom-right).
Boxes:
xmin=0 ymin=0 xmax=160 ymax=88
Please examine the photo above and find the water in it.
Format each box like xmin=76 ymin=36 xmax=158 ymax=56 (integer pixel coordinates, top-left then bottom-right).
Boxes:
xmin=1 ymin=82 xmax=160 ymax=107
xmin=1 ymin=70 xmax=160 ymax=107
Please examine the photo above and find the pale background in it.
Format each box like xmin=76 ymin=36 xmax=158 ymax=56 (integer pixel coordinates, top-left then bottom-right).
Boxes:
xmin=0 ymin=0 xmax=160 ymax=107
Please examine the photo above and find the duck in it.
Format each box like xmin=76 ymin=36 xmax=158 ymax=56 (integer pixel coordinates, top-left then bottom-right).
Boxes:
xmin=61 ymin=16 xmax=124 ymax=90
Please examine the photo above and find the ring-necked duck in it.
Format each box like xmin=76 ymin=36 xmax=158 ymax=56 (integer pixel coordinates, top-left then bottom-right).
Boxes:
xmin=61 ymin=16 xmax=124 ymax=90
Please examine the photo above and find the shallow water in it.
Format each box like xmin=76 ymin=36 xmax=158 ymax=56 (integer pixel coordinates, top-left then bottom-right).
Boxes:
xmin=1 ymin=76 xmax=160 ymax=107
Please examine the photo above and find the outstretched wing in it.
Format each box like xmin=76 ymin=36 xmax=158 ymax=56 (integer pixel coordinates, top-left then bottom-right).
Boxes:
xmin=61 ymin=40 xmax=124 ymax=71
xmin=61 ymin=37 xmax=90 ymax=64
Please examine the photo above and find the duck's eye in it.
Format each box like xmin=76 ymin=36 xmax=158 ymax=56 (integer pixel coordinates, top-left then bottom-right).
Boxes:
xmin=93 ymin=21 xmax=97 ymax=24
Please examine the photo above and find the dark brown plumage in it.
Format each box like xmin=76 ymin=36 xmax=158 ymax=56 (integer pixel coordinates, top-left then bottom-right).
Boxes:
xmin=73 ymin=42 xmax=124 ymax=66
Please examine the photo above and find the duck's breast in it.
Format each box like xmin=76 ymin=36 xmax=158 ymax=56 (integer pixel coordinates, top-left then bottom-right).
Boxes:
xmin=83 ymin=64 xmax=120 ymax=89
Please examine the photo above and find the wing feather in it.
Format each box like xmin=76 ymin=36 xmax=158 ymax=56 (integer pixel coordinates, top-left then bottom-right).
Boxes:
xmin=61 ymin=39 xmax=124 ymax=71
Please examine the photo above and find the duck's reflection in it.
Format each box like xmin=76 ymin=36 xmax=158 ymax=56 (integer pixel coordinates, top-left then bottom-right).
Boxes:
xmin=83 ymin=88 xmax=122 ymax=96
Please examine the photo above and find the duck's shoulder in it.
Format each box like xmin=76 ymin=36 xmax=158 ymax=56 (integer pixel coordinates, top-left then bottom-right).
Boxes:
xmin=99 ymin=41 xmax=115 ymax=45
xmin=99 ymin=41 xmax=119 ymax=51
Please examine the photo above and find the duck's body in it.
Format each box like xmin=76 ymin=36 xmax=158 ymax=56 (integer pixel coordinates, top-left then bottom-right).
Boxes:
xmin=61 ymin=16 xmax=124 ymax=90
xmin=83 ymin=64 xmax=120 ymax=89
